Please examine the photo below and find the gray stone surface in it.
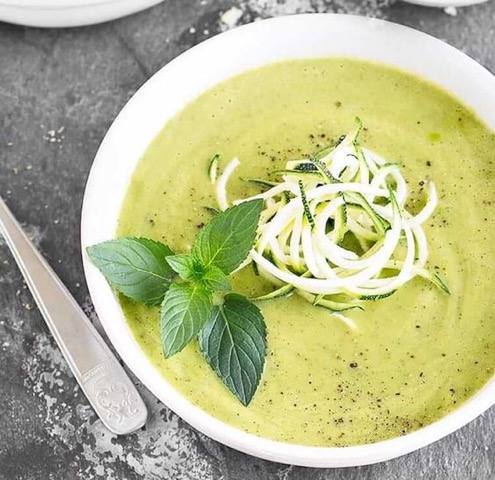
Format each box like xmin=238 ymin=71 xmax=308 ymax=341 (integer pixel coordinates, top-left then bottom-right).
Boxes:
xmin=0 ymin=0 xmax=494 ymax=478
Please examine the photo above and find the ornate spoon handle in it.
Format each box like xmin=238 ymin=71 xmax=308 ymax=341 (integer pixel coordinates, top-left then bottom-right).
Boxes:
xmin=0 ymin=196 xmax=147 ymax=435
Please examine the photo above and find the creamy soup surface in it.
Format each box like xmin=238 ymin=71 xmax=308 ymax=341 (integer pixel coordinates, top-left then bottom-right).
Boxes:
xmin=117 ymin=58 xmax=495 ymax=446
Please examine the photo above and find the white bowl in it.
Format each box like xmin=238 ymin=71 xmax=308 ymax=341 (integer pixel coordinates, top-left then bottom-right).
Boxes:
xmin=402 ymin=0 xmax=488 ymax=7
xmin=81 ymin=14 xmax=495 ymax=467
xmin=0 ymin=0 xmax=164 ymax=28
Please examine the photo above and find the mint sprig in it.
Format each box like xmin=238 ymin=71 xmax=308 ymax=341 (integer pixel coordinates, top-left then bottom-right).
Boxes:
xmin=160 ymin=283 xmax=213 ymax=357
xmin=165 ymin=254 xmax=198 ymax=280
xmin=166 ymin=254 xmax=231 ymax=291
xmin=86 ymin=237 xmax=175 ymax=306
xmin=199 ymin=294 xmax=266 ymax=406
xmin=87 ymin=199 xmax=266 ymax=405
xmin=194 ymin=199 xmax=263 ymax=274
xmin=200 ymin=265 xmax=231 ymax=292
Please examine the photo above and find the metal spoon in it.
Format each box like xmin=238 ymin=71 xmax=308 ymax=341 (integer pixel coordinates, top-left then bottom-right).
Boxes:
xmin=0 ymin=196 xmax=147 ymax=435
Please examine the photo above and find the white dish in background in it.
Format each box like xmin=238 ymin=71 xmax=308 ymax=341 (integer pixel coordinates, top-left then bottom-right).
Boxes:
xmin=0 ymin=0 xmax=165 ymax=28
xmin=81 ymin=14 xmax=495 ymax=468
xmin=402 ymin=0 xmax=488 ymax=8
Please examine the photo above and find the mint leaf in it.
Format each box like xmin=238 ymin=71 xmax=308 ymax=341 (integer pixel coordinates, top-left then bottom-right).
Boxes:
xmin=199 ymin=293 xmax=267 ymax=406
xmin=193 ymin=199 xmax=263 ymax=275
xmin=201 ymin=265 xmax=231 ymax=291
xmin=161 ymin=283 xmax=213 ymax=357
xmin=166 ymin=254 xmax=230 ymax=291
xmin=87 ymin=237 xmax=175 ymax=305
xmin=166 ymin=254 xmax=198 ymax=280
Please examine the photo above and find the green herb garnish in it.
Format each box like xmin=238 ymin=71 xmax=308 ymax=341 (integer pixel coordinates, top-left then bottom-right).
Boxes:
xmin=86 ymin=238 xmax=175 ymax=306
xmin=87 ymin=199 xmax=266 ymax=405
xmin=160 ymin=283 xmax=213 ymax=357
xmin=199 ymin=293 xmax=266 ymax=406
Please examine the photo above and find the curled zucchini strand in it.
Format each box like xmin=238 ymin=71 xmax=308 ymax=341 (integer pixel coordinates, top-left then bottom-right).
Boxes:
xmin=210 ymin=119 xmax=447 ymax=329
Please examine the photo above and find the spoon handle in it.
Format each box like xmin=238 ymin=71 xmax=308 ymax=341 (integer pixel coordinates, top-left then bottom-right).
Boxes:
xmin=0 ymin=196 xmax=147 ymax=435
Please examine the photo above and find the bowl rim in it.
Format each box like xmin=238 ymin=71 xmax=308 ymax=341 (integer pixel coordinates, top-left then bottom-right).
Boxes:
xmin=0 ymin=0 xmax=141 ymax=8
xmin=401 ymin=0 xmax=488 ymax=7
xmin=81 ymin=13 xmax=495 ymax=468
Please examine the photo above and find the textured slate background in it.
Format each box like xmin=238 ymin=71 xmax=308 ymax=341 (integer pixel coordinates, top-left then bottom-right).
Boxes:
xmin=1 ymin=1 xmax=495 ymax=479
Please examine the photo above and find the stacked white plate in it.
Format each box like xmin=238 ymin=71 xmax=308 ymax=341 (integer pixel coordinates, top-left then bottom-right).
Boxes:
xmin=0 ymin=0 xmax=489 ymax=28
xmin=0 ymin=0 xmax=165 ymax=28
xmin=403 ymin=0 xmax=488 ymax=7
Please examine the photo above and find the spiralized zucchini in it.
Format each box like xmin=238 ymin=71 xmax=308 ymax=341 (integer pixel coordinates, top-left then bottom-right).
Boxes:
xmin=210 ymin=119 xmax=448 ymax=326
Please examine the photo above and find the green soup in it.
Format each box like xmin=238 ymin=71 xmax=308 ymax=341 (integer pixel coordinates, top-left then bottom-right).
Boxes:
xmin=117 ymin=58 xmax=495 ymax=446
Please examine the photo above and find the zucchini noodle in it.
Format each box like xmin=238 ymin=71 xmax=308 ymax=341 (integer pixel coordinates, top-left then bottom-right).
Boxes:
xmin=211 ymin=119 xmax=448 ymax=326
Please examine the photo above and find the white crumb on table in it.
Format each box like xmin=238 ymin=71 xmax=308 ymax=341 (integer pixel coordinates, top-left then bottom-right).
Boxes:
xmin=220 ymin=7 xmax=243 ymax=30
